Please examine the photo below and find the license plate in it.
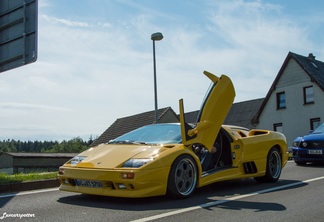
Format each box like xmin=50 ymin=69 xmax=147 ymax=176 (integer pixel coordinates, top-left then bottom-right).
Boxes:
xmin=75 ymin=179 xmax=103 ymax=188
xmin=308 ymin=150 xmax=322 ymax=154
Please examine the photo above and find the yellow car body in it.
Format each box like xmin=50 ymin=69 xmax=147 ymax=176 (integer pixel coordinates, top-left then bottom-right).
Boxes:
xmin=58 ymin=71 xmax=288 ymax=198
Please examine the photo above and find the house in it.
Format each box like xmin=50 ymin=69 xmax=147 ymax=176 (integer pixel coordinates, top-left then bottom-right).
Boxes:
xmin=0 ymin=152 xmax=77 ymax=174
xmin=252 ymin=52 xmax=324 ymax=144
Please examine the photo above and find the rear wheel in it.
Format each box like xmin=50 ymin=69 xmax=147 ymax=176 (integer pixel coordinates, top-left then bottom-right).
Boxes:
xmin=255 ymin=147 xmax=282 ymax=182
xmin=167 ymin=155 xmax=197 ymax=198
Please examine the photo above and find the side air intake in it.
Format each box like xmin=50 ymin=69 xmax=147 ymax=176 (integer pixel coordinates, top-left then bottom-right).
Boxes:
xmin=243 ymin=162 xmax=257 ymax=174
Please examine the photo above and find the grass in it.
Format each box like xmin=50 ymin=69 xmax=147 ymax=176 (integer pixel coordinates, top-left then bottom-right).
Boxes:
xmin=0 ymin=172 xmax=57 ymax=185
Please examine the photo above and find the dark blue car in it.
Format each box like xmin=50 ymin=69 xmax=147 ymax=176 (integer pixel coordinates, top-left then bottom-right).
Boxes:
xmin=292 ymin=123 xmax=324 ymax=165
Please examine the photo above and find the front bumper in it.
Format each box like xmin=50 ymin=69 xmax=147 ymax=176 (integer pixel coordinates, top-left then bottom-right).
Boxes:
xmin=292 ymin=147 xmax=324 ymax=163
xmin=58 ymin=166 xmax=170 ymax=198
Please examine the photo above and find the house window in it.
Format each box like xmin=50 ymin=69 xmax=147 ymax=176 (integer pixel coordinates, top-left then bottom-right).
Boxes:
xmin=310 ymin=118 xmax=321 ymax=131
xmin=276 ymin=92 xmax=286 ymax=109
xmin=304 ymin=86 xmax=314 ymax=104
xmin=273 ymin=123 xmax=283 ymax=133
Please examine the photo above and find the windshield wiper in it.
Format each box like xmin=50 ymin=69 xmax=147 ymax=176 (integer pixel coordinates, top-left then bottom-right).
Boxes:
xmin=108 ymin=140 xmax=147 ymax=145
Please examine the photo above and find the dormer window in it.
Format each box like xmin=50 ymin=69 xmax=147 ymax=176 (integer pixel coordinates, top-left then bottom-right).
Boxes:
xmin=304 ymin=86 xmax=314 ymax=104
xmin=276 ymin=92 xmax=286 ymax=109
xmin=311 ymin=62 xmax=318 ymax=69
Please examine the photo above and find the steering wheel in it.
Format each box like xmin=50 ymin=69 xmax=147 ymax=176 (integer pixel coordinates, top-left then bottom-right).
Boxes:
xmin=192 ymin=143 xmax=209 ymax=171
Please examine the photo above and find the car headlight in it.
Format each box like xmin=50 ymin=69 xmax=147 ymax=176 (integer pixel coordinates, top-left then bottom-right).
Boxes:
xmin=70 ymin=156 xmax=87 ymax=165
xmin=122 ymin=158 xmax=153 ymax=168
xmin=292 ymin=141 xmax=300 ymax=147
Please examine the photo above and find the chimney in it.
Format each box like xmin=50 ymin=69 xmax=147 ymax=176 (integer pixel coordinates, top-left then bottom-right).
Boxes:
xmin=308 ymin=53 xmax=315 ymax=60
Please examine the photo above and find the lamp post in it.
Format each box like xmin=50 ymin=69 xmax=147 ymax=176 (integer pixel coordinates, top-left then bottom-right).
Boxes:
xmin=151 ymin=32 xmax=163 ymax=124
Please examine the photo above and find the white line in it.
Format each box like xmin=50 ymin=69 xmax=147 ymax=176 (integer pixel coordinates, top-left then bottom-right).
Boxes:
xmin=130 ymin=176 xmax=324 ymax=222
xmin=0 ymin=187 xmax=58 ymax=199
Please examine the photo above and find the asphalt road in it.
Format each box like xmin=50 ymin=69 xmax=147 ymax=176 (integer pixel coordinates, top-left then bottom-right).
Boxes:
xmin=1 ymin=161 xmax=324 ymax=222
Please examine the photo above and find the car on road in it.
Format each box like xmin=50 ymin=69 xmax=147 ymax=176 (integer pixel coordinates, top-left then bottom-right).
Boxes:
xmin=292 ymin=123 xmax=324 ymax=165
xmin=58 ymin=71 xmax=288 ymax=198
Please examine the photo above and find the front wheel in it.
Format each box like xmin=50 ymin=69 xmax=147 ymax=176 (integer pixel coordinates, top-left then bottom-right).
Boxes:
xmin=295 ymin=160 xmax=307 ymax=165
xmin=167 ymin=155 xmax=198 ymax=198
xmin=255 ymin=147 xmax=282 ymax=182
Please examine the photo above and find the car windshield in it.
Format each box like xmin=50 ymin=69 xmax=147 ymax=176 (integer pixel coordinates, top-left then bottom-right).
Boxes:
xmin=313 ymin=123 xmax=324 ymax=134
xmin=109 ymin=124 xmax=182 ymax=145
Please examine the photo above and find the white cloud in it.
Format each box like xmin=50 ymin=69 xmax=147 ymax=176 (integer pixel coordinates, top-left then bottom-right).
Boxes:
xmin=42 ymin=15 xmax=90 ymax=27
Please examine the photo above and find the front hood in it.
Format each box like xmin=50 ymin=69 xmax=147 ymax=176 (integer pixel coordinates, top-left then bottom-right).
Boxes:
xmin=301 ymin=133 xmax=324 ymax=141
xmin=66 ymin=143 xmax=163 ymax=169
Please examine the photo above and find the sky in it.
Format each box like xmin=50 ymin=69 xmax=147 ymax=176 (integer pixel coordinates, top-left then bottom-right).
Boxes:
xmin=1 ymin=0 xmax=324 ymax=141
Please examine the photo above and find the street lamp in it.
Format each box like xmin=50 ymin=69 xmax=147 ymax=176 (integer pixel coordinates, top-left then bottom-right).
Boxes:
xmin=151 ymin=32 xmax=163 ymax=124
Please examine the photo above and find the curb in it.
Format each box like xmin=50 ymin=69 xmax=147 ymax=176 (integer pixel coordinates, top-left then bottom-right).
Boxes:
xmin=0 ymin=179 xmax=59 ymax=194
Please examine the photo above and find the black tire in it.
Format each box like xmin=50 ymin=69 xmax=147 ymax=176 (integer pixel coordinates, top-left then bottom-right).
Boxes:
xmin=167 ymin=155 xmax=198 ymax=198
xmin=254 ymin=147 xmax=282 ymax=182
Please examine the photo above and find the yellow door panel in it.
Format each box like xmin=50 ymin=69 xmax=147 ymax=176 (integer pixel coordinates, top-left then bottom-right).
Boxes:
xmin=180 ymin=71 xmax=235 ymax=151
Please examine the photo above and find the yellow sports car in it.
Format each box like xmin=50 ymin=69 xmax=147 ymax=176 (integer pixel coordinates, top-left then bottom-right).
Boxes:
xmin=58 ymin=71 xmax=288 ymax=198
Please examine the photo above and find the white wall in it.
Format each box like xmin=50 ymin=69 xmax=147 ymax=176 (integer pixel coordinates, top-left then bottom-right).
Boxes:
xmin=257 ymin=59 xmax=324 ymax=145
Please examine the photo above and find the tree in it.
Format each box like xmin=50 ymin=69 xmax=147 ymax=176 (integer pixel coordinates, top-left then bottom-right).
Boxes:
xmin=0 ymin=137 xmax=91 ymax=153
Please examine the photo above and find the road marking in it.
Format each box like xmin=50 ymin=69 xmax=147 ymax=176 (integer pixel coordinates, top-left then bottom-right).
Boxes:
xmin=130 ymin=176 xmax=324 ymax=222
xmin=0 ymin=188 xmax=58 ymax=199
